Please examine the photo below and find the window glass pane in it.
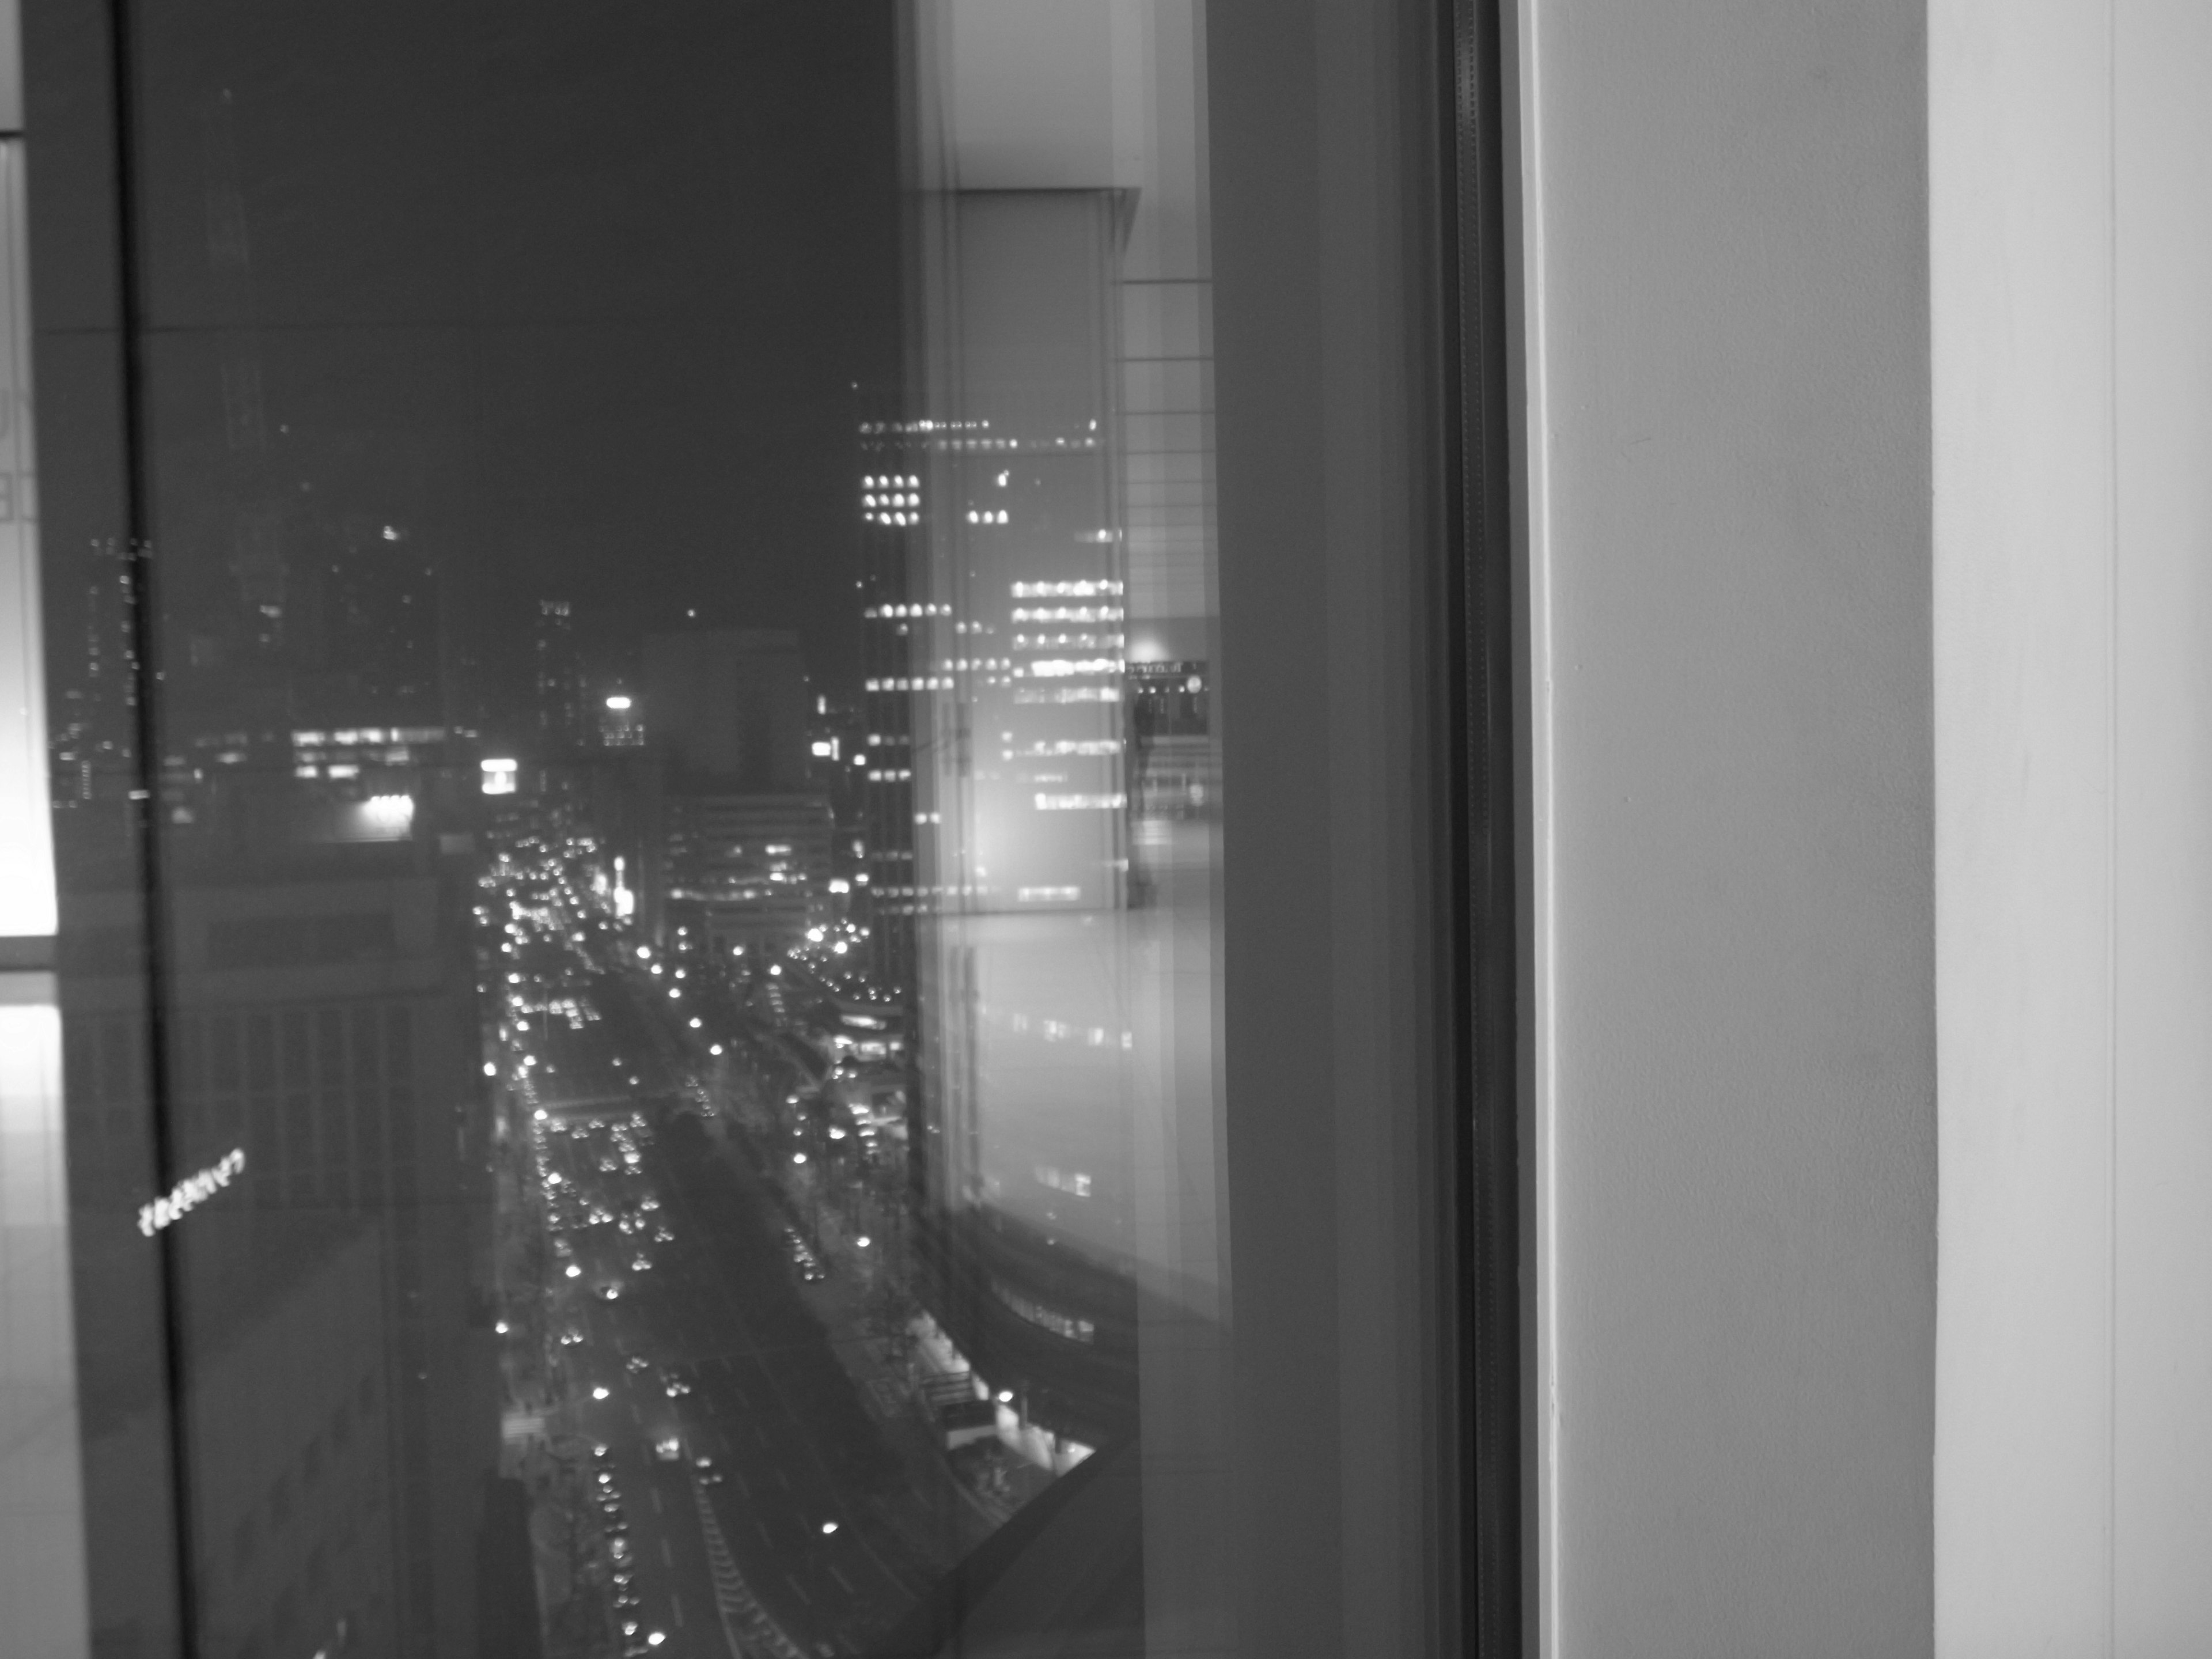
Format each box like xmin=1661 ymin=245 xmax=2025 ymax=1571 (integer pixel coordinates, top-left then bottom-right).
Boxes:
xmin=33 ymin=4 xmax=1248 ymax=1656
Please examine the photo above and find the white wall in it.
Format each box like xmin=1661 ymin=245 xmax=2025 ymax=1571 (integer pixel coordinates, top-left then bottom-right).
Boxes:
xmin=1932 ymin=5 xmax=2212 ymax=1652
xmin=0 ymin=29 xmax=89 ymax=1643
xmin=1516 ymin=3 xmax=1935 ymax=1653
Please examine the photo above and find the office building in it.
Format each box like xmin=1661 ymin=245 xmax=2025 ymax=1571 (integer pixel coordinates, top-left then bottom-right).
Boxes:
xmin=60 ymin=820 xmax=506 ymax=1658
xmin=857 ymin=422 xmax=924 ymax=993
xmin=642 ymin=628 xmax=809 ymax=791
xmin=647 ymin=789 xmax=835 ymax=952
xmin=532 ymin=600 xmax=588 ymax=756
xmin=1126 ymin=658 xmax=1214 ymax=825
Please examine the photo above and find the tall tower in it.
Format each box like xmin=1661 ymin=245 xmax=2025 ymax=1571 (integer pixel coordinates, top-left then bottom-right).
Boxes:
xmin=858 ymin=422 xmax=923 ymax=993
xmin=532 ymin=598 xmax=585 ymax=755
xmin=202 ymin=90 xmax=285 ymax=657
xmin=48 ymin=536 xmax=138 ymax=819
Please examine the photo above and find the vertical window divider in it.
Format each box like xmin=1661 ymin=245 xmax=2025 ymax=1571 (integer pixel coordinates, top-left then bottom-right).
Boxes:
xmin=98 ymin=0 xmax=203 ymax=1649
xmin=1442 ymin=0 xmax=1522 ymax=1652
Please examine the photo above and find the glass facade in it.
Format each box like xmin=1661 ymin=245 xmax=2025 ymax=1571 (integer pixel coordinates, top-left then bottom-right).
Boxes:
xmin=1 ymin=1 xmax=1489 ymax=1656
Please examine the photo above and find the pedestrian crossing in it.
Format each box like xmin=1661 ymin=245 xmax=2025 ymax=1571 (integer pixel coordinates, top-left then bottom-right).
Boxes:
xmin=691 ymin=1477 xmax=810 ymax=1659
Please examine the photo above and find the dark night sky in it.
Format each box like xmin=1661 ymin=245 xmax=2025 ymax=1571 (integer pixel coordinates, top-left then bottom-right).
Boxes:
xmin=74 ymin=0 xmax=904 ymax=741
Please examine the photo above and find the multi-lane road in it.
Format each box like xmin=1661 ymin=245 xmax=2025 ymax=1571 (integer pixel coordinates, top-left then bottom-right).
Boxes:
xmin=509 ymin=957 xmax=983 ymax=1658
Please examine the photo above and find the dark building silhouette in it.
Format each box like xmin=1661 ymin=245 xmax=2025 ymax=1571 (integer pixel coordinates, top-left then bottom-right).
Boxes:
xmin=285 ymin=522 xmax=449 ymax=730
xmin=642 ymin=628 xmax=809 ymax=791
xmin=635 ymin=628 xmax=831 ymax=952
xmin=532 ymin=600 xmax=586 ymax=757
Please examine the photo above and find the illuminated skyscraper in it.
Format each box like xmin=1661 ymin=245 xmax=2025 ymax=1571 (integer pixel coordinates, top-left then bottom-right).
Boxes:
xmin=857 ymin=424 xmax=923 ymax=991
xmin=48 ymin=536 xmax=138 ymax=823
xmin=596 ymin=692 xmax=644 ymax=749
xmin=893 ymin=12 xmax=1224 ymax=1499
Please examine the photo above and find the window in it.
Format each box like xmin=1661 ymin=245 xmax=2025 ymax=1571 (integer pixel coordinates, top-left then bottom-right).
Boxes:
xmin=0 ymin=1 xmax=1518 ymax=1654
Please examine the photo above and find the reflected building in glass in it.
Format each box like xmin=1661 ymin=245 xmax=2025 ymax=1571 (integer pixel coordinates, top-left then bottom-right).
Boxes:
xmin=857 ymin=422 xmax=926 ymax=999
xmin=891 ymin=5 xmax=1229 ymax=1641
xmin=57 ymin=634 xmax=509 ymax=1658
xmin=47 ymin=105 xmax=511 ymax=1638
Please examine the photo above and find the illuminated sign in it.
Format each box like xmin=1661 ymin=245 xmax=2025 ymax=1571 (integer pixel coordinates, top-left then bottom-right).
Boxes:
xmin=480 ymin=757 xmax=518 ymax=796
xmin=358 ymin=793 xmax=415 ymax=834
xmin=138 ymin=1149 xmax=246 ymax=1236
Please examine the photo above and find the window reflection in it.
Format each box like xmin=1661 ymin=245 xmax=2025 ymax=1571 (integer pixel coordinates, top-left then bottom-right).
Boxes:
xmin=42 ymin=2 xmax=1221 ymax=1657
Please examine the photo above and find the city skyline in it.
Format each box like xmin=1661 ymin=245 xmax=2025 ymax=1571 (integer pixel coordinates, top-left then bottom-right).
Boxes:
xmin=22 ymin=1 xmax=1228 ymax=1652
xmin=30 ymin=0 xmax=906 ymax=766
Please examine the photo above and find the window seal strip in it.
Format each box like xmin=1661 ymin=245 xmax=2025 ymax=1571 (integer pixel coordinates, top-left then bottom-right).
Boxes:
xmin=1441 ymin=1 xmax=1524 ymax=1652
